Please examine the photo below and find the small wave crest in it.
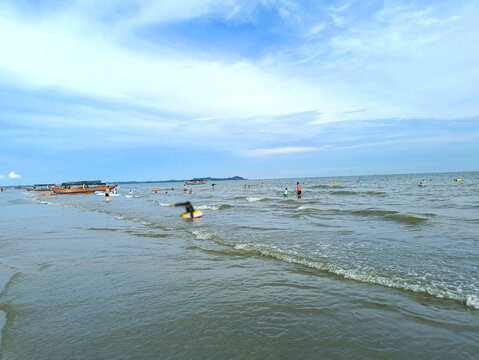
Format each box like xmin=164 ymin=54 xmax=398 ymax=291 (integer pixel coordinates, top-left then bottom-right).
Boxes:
xmin=331 ymin=191 xmax=358 ymax=195
xmin=351 ymin=209 xmax=427 ymax=224
xmin=297 ymin=205 xmax=331 ymax=211
xmin=232 ymin=196 xmax=246 ymax=200
xmin=352 ymin=209 xmax=398 ymax=216
xmin=365 ymin=191 xmax=388 ymax=196
xmin=197 ymin=204 xmax=232 ymax=211
xmin=311 ymin=184 xmax=335 ymax=189
xmin=467 ymin=295 xmax=479 ymax=310
xmin=386 ymin=214 xmax=428 ymax=225
xmin=190 ymin=230 xmax=232 ymax=247
xmin=229 ymin=243 xmax=479 ymax=310
xmin=247 ymin=197 xmax=267 ymax=202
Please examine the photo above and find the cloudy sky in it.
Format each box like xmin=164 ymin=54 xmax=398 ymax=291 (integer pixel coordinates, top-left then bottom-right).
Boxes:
xmin=1 ymin=0 xmax=478 ymax=184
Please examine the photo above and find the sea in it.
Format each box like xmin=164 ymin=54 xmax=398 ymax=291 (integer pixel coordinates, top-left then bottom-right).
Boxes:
xmin=0 ymin=172 xmax=478 ymax=359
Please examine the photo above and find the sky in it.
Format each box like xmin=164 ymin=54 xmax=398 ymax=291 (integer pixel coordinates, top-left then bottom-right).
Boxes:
xmin=1 ymin=0 xmax=478 ymax=184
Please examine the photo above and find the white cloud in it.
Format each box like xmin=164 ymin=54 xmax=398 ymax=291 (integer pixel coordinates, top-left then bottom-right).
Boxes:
xmin=0 ymin=8 xmax=340 ymax=121
xmin=307 ymin=23 xmax=326 ymax=37
xmin=8 ymin=171 xmax=21 ymax=179
xmin=242 ymin=146 xmax=329 ymax=157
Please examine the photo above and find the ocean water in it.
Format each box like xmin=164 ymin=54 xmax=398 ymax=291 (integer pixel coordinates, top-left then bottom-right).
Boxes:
xmin=0 ymin=172 xmax=478 ymax=359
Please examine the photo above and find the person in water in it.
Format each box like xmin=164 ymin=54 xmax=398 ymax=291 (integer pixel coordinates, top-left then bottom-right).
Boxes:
xmin=283 ymin=188 xmax=288 ymax=196
xmin=173 ymin=201 xmax=195 ymax=218
xmin=296 ymin=182 xmax=302 ymax=198
xmin=184 ymin=183 xmax=187 ymax=194
xmin=105 ymin=186 xmax=111 ymax=199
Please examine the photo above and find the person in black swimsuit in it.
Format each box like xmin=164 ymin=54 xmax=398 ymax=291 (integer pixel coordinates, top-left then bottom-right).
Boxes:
xmin=173 ymin=201 xmax=195 ymax=218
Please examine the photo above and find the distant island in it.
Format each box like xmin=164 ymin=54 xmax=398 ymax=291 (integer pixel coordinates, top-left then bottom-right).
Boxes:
xmin=115 ymin=176 xmax=246 ymax=184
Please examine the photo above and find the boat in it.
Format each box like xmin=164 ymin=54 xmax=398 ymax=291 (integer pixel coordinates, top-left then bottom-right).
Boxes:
xmin=185 ymin=180 xmax=206 ymax=185
xmin=26 ymin=184 xmax=57 ymax=192
xmin=52 ymin=180 xmax=117 ymax=195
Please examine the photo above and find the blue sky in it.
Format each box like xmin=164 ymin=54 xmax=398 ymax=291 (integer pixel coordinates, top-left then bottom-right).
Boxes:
xmin=1 ymin=0 xmax=478 ymax=184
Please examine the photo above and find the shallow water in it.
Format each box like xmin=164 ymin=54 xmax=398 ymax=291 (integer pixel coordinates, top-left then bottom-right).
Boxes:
xmin=1 ymin=172 xmax=478 ymax=359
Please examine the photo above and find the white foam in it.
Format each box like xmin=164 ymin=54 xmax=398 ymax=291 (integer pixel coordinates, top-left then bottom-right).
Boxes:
xmin=191 ymin=230 xmax=214 ymax=240
xmin=247 ymin=197 xmax=265 ymax=202
xmin=297 ymin=205 xmax=328 ymax=211
xmin=228 ymin=242 xmax=479 ymax=310
xmin=197 ymin=205 xmax=220 ymax=211
xmin=467 ymin=295 xmax=479 ymax=310
xmin=159 ymin=202 xmax=172 ymax=207
xmin=234 ymin=243 xmax=256 ymax=251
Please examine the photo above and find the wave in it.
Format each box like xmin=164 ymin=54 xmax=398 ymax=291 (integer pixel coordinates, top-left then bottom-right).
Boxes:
xmin=352 ymin=209 xmax=398 ymax=216
xmin=386 ymin=214 xmax=428 ymax=225
xmin=351 ymin=209 xmax=428 ymax=224
xmin=131 ymin=232 xmax=169 ymax=238
xmin=197 ymin=204 xmax=232 ymax=211
xmin=331 ymin=191 xmax=358 ymax=195
xmin=229 ymin=243 xmax=478 ymax=310
xmin=88 ymin=227 xmax=120 ymax=232
xmin=365 ymin=191 xmax=388 ymax=196
xmin=297 ymin=205 xmax=332 ymax=211
xmin=95 ymin=192 xmax=121 ymax=197
xmin=184 ymin=229 xmax=479 ymax=310
xmin=232 ymin=196 xmax=247 ymax=200
xmin=247 ymin=197 xmax=267 ymax=202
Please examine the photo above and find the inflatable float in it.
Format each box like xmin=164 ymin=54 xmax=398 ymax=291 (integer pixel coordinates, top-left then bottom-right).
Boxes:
xmin=152 ymin=188 xmax=173 ymax=192
xmin=182 ymin=211 xmax=203 ymax=219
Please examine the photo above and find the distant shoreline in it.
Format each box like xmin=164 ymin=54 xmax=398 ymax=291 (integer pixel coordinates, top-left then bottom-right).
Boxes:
xmin=2 ymin=170 xmax=479 ymax=188
xmin=115 ymin=176 xmax=247 ymax=185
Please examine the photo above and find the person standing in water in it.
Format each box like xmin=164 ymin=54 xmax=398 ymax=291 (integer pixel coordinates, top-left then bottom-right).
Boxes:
xmin=184 ymin=183 xmax=187 ymax=194
xmin=105 ymin=186 xmax=111 ymax=199
xmin=212 ymin=184 xmax=215 ymax=190
xmin=283 ymin=188 xmax=288 ymax=197
xmin=296 ymin=182 xmax=302 ymax=198
xmin=173 ymin=201 xmax=195 ymax=218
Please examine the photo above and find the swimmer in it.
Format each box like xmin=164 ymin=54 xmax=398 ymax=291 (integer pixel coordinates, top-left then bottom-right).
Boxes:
xmin=189 ymin=188 xmax=193 ymax=194
xmin=129 ymin=189 xmax=134 ymax=194
xmin=283 ymin=188 xmax=288 ymax=197
xmin=296 ymin=182 xmax=302 ymax=198
xmin=212 ymin=184 xmax=215 ymax=190
xmin=173 ymin=201 xmax=195 ymax=218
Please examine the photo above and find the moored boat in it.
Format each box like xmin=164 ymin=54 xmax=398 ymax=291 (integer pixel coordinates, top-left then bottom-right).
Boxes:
xmin=26 ymin=184 xmax=57 ymax=192
xmin=185 ymin=180 xmax=206 ymax=185
xmin=52 ymin=180 xmax=117 ymax=195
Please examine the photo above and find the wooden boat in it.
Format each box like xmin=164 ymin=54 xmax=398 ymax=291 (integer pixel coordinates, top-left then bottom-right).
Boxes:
xmin=26 ymin=184 xmax=57 ymax=192
xmin=185 ymin=180 xmax=206 ymax=185
xmin=52 ymin=180 xmax=117 ymax=195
